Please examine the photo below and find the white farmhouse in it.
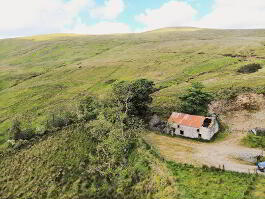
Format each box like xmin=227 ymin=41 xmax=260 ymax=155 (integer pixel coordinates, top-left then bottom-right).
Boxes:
xmin=167 ymin=112 xmax=219 ymax=140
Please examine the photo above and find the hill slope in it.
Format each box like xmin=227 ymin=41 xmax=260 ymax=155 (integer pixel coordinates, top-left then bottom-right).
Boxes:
xmin=1 ymin=28 xmax=265 ymax=144
xmin=1 ymin=28 xmax=265 ymax=198
xmin=0 ymin=125 xmax=180 ymax=198
xmin=1 ymin=124 xmax=264 ymax=199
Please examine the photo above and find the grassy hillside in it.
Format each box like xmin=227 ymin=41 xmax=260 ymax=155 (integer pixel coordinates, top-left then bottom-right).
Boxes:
xmin=1 ymin=125 xmax=264 ymax=199
xmin=0 ymin=126 xmax=179 ymax=198
xmin=1 ymin=28 xmax=265 ymax=145
xmin=1 ymin=28 xmax=265 ymax=198
xmin=0 ymin=123 xmax=262 ymax=199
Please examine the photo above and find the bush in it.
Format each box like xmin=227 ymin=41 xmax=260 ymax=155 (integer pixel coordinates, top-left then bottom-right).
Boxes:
xmin=36 ymin=125 xmax=48 ymax=135
xmin=46 ymin=115 xmax=66 ymax=129
xmin=237 ymin=63 xmax=262 ymax=74
xmin=78 ymin=96 xmax=99 ymax=121
xmin=8 ymin=120 xmax=22 ymax=140
xmin=8 ymin=120 xmax=36 ymax=141
xmin=21 ymin=128 xmax=35 ymax=140
xmin=242 ymin=134 xmax=265 ymax=149
xmin=62 ymin=111 xmax=78 ymax=125
xmin=45 ymin=112 xmax=77 ymax=130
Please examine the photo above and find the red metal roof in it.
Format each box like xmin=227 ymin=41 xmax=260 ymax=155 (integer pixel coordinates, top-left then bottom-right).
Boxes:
xmin=168 ymin=112 xmax=206 ymax=128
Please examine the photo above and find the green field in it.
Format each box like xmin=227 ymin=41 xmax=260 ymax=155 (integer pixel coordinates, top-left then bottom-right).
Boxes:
xmin=167 ymin=161 xmax=259 ymax=199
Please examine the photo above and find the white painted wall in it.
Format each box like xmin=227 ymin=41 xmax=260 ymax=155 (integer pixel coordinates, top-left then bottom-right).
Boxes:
xmin=168 ymin=117 xmax=219 ymax=140
xmin=170 ymin=123 xmax=200 ymax=139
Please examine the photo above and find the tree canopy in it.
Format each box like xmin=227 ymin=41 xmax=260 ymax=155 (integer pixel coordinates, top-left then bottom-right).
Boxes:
xmin=179 ymin=82 xmax=214 ymax=115
xmin=112 ymin=79 xmax=155 ymax=117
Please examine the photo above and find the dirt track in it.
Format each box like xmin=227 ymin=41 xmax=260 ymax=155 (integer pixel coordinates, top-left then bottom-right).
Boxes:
xmin=145 ymin=132 xmax=263 ymax=173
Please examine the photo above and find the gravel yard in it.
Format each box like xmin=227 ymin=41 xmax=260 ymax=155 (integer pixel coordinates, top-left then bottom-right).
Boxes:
xmin=145 ymin=132 xmax=263 ymax=173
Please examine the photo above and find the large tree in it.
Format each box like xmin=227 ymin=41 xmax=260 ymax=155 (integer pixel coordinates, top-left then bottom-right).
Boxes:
xmin=112 ymin=79 xmax=155 ymax=117
xmin=179 ymin=82 xmax=214 ymax=115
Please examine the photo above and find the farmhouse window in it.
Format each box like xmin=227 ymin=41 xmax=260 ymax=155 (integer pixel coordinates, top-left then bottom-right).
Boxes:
xmin=180 ymin=130 xmax=184 ymax=135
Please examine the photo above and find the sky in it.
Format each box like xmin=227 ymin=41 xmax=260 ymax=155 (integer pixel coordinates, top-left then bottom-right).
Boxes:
xmin=0 ymin=0 xmax=265 ymax=38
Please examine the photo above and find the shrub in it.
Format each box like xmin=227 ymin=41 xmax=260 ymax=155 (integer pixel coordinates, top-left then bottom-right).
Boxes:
xmin=45 ymin=112 xmax=77 ymax=131
xmin=62 ymin=111 xmax=78 ymax=125
xmin=47 ymin=115 xmax=65 ymax=129
xmin=21 ymin=128 xmax=35 ymax=140
xmin=78 ymin=96 xmax=99 ymax=121
xmin=237 ymin=63 xmax=262 ymax=74
xmin=36 ymin=125 xmax=48 ymax=135
xmin=242 ymin=134 xmax=265 ymax=149
xmin=8 ymin=120 xmax=36 ymax=141
xmin=8 ymin=120 xmax=22 ymax=140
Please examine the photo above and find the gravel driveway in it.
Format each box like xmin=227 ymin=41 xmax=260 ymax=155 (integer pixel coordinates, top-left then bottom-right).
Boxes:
xmin=145 ymin=132 xmax=263 ymax=174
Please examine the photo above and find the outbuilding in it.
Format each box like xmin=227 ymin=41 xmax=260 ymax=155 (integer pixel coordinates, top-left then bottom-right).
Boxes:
xmin=167 ymin=112 xmax=219 ymax=140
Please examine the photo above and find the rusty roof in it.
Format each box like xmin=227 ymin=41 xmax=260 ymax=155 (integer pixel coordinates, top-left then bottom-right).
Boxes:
xmin=168 ymin=112 xmax=206 ymax=128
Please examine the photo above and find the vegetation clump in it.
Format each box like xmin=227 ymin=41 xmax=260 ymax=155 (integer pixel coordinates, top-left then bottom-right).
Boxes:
xmin=8 ymin=119 xmax=35 ymax=141
xmin=237 ymin=63 xmax=262 ymax=74
xmin=45 ymin=112 xmax=77 ymax=130
xmin=78 ymin=96 xmax=99 ymax=121
xmin=242 ymin=134 xmax=265 ymax=149
xmin=179 ymin=82 xmax=214 ymax=115
xmin=112 ymin=79 xmax=155 ymax=117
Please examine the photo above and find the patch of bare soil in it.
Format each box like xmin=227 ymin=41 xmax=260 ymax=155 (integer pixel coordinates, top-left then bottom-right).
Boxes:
xmin=222 ymin=109 xmax=265 ymax=131
xmin=209 ymin=93 xmax=265 ymax=131
xmin=210 ymin=93 xmax=265 ymax=113
xmin=145 ymin=132 xmax=262 ymax=173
